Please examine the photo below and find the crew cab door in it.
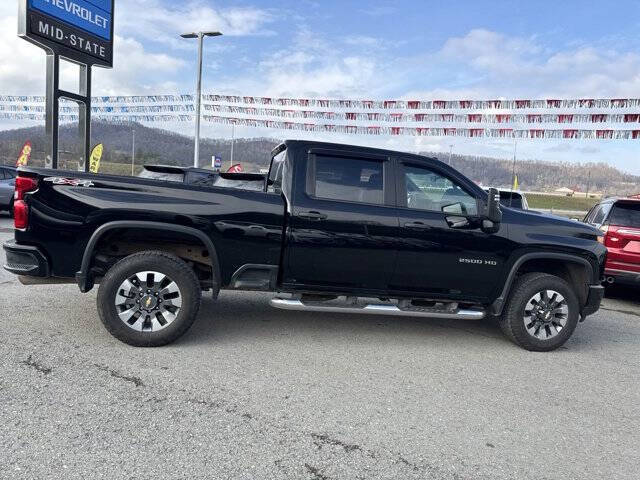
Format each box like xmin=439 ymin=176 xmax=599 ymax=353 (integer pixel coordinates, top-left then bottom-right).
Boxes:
xmin=283 ymin=148 xmax=397 ymax=292
xmin=390 ymin=160 xmax=509 ymax=301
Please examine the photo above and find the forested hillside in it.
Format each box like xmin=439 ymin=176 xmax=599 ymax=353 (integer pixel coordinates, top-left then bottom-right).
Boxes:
xmin=0 ymin=121 xmax=637 ymax=195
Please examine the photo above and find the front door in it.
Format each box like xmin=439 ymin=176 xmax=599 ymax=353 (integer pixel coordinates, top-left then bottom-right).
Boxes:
xmin=284 ymin=149 xmax=398 ymax=293
xmin=390 ymin=160 xmax=509 ymax=301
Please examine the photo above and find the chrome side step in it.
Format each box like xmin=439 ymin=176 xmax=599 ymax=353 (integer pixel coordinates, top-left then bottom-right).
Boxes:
xmin=270 ymin=297 xmax=485 ymax=320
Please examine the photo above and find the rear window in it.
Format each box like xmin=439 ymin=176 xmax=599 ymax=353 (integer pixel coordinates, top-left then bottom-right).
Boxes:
xmin=499 ymin=192 xmax=523 ymax=209
xmin=609 ymin=202 xmax=640 ymax=227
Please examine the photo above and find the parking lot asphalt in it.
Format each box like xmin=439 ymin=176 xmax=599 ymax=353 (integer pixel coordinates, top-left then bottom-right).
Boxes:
xmin=0 ymin=213 xmax=638 ymax=480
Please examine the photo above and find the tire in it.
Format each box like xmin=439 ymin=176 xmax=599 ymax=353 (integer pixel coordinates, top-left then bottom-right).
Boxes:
xmin=97 ymin=251 xmax=202 ymax=347
xmin=499 ymin=272 xmax=580 ymax=352
xmin=8 ymin=199 xmax=14 ymax=218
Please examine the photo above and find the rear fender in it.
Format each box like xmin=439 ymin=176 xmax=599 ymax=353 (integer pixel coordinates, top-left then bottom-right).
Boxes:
xmin=76 ymin=220 xmax=221 ymax=293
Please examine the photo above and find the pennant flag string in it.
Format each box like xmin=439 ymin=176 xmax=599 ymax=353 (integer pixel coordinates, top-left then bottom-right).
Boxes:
xmin=1 ymin=94 xmax=640 ymax=109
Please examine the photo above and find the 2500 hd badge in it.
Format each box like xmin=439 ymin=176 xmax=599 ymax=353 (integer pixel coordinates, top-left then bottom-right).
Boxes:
xmin=459 ymin=258 xmax=498 ymax=266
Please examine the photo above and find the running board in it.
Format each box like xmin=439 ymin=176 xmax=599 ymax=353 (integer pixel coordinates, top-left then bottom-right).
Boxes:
xmin=270 ymin=298 xmax=485 ymax=320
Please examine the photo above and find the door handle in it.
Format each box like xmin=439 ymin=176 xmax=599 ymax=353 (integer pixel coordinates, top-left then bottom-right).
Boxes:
xmin=404 ymin=221 xmax=431 ymax=230
xmin=298 ymin=210 xmax=327 ymax=220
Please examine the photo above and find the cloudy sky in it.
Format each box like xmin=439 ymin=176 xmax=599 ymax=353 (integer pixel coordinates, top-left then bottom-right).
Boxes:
xmin=1 ymin=0 xmax=640 ymax=172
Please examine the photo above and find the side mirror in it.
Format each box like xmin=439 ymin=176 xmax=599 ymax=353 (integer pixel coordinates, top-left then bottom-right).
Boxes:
xmin=482 ymin=188 xmax=502 ymax=233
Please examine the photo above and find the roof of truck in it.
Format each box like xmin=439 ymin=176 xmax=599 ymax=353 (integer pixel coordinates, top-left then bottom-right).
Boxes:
xmin=282 ymin=139 xmax=440 ymax=162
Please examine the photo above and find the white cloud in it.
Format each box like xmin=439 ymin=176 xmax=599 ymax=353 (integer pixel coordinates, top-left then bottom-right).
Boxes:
xmin=116 ymin=0 xmax=274 ymax=49
xmin=215 ymin=28 xmax=380 ymax=98
xmin=435 ymin=29 xmax=640 ymax=98
xmin=94 ymin=36 xmax=185 ymax=95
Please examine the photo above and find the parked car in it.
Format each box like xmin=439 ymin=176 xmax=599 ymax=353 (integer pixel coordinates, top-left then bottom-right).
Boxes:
xmin=0 ymin=165 xmax=17 ymax=216
xmin=3 ymin=140 xmax=606 ymax=351
xmin=584 ymin=197 xmax=640 ymax=285
xmin=483 ymin=188 xmax=529 ymax=210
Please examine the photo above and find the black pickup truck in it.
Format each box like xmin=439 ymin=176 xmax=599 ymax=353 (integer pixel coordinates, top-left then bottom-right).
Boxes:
xmin=3 ymin=140 xmax=606 ymax=351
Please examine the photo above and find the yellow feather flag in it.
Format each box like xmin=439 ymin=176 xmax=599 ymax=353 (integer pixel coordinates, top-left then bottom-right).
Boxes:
xmin=89 ymin=143 xmax=104 ymax=173
xmin=512 ymin=174 xmax=519 ymax=191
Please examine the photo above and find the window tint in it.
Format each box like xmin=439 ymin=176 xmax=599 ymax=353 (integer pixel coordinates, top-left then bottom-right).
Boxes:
xmin=403 ymin=165 xmax=477 ymax=215
xmin=609 ymin=202 xmax=640 ymax=227
xmin=313 ymin=155 xmax=384 ymax=205
xmin=589 ymin=204 xmax=612 ymax=225
xmin=584 ymin=205 xmax=599 ymax=223
xmin=498 ymin=191 xmax=523 ymax=209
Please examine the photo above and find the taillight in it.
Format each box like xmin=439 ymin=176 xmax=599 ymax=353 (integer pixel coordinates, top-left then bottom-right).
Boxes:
xmin=13 ymin=176 xmax=38 ymax=230
xmin=14 ymin=176 xmax=38 ymax=200
xmin=597 ymin=225 xmax=608 ymax=244
xmin=14 ymin=201 xmax=28 ymax=229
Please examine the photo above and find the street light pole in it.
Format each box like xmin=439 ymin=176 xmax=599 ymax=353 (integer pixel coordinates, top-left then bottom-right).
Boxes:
xmin=181 ymin=31 xmax=222 ymax=168
xmin=131 ymin=128 xmax=135 ymax=176
xmin=230 ymin=122 xmax=235 ymax=169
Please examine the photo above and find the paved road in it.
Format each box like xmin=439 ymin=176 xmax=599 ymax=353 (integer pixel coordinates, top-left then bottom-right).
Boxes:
xmin=0 ymin=214 xmax=638 ymax=480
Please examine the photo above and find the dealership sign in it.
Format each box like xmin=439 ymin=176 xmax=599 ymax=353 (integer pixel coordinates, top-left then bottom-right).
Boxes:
xmin=19 ymin=0 xmax=114 ymax=67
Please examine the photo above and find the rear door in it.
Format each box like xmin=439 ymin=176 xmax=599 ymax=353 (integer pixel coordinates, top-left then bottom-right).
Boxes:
xmin=605 ymin=201 xmax=640 ymax=273
xmin=284 ymin=148 xmax=398 ymax=292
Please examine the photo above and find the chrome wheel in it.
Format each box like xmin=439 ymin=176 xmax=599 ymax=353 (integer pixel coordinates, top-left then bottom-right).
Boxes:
xmin=523 ymin=289 xmax=568 ymax=340
xmin=114 ymin=271 xmax=182 ymax=332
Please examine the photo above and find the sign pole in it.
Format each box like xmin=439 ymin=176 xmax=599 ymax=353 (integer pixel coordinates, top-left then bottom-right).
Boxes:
xmin=44 ymin=53 xmax=59 ymax=169
xmin=78 ymin=63 xmax=92 ymax=172
xmin=18 ymin=0 xmax=113 ymax=172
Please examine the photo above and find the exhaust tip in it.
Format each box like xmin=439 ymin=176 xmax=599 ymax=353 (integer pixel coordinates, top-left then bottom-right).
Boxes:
xmin=606 ymin=276 xmax=615 ymax=284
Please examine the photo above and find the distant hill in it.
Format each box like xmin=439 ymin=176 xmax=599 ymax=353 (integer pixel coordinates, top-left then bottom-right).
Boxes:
xmin=0 ymin=122 xmax=279 ymax=172
xmin=0 ymin=121 xmax=637 ymax=195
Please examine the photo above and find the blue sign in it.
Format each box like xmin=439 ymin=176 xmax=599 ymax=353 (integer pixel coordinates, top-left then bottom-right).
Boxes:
xmin=29 ymin=0 xmax=112 ymax=40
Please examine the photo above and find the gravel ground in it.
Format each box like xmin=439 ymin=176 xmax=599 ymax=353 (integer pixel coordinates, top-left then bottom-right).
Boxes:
xmin=0 ymin=214 xmax=638 ymax=480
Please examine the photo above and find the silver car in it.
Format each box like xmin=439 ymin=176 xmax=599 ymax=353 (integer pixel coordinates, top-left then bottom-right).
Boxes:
xmin=0 ymin=166 xmax=16 ymax=216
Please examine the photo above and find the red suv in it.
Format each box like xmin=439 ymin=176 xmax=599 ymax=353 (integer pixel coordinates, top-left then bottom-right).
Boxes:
xmin=585 ymin=197 xmax=640 ymax=285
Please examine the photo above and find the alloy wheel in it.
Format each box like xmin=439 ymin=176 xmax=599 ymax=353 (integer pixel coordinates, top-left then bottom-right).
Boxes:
xmin=523 ymin=289 xmax=569 ymax=340
xmin=114 ymin=271 xmax=182 ymax=332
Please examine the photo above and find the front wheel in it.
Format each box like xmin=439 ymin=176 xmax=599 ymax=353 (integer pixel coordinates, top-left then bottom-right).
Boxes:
xmin=97 ymin=251 xmax=202 ymax=347
xmin=499 ymin=272 xmax=580 ymax=351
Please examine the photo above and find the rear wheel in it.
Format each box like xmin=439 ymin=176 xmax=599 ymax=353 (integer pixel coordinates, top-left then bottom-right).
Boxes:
xmin=8 ymin=198 xmax=14 ymax=218
xmin=499 ymin=272 xmax=580 ymax=351
xmin=97 ymin=251 xmax=201 ymax=347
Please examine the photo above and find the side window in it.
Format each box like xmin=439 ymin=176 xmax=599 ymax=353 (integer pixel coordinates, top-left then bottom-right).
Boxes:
xmin=594 ymin=203 xmax=612 ymax=225
xmin=0 ymin=169 xmax=6 ymax=180
xmin=403 ymin=164 xmax=478 ymax=215
xmin=584 ymin=205 xmax=599 ymax=223
xmin=312 ymin=155 xmax=384 ymax=205
xmin=589 ymin=206 xmax=604 ymax=225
